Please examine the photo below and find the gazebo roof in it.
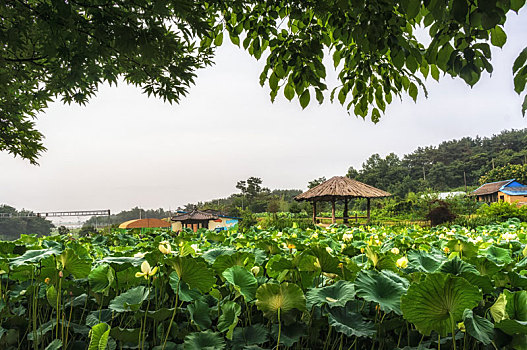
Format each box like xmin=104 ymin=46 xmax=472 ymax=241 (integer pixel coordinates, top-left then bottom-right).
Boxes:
xmin=171 ymin=210 xmax=219 ymax=222
xmin=295 ymin=176 xmax=391 ymax=201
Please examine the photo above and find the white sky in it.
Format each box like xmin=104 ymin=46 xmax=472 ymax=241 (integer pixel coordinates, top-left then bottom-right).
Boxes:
xmin=1 ymin=10 xmax=527 ymax=214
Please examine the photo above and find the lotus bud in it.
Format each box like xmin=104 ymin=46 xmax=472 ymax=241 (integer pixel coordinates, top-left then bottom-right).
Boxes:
xmin=59 ymin=271 xmax=63 ymax=278
xmin=251 ymin=266 xmax=260 ymax=275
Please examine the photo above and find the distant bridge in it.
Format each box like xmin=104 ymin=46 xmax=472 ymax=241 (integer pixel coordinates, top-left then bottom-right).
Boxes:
xmin=0 ymin=210 xmax=110 ymax=218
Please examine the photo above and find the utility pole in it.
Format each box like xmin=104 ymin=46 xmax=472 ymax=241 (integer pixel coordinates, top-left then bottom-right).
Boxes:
xmin=492 ymin=158 xmax=495 ymax=170
xmin=464 ymin=171 xmax=468 ymax=193
xmin=422 ymin=166 xmax=426 ymax=181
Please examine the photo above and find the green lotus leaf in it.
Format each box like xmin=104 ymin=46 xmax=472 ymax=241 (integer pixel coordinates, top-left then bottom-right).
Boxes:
xmin=108 ymin=286 xmax=149 ymax=313
xmin=46 ymin=285 xmax=58 ymax=309
xmin=45 ymin=339 xmax=62 ymax=350
xmin=491 ymin=293 xmax=508 ymax=323
xmin=9 ymin=248 xmax=62 ymax=267
xmin=256 ymin=283 xmax=306 ymax=323
xmin=99 ymin=256 xmax=143 ymax=272
xmin=217 ymin=300 xmax=242 ymax=340
xmin=169 ymin=256 xmax=215 ymax=293
xmin=446 ymin=239 xmax=478 ymax=258
xmin=271 ymin=322 xmax=307 ymax=347
xmin=460 ymin=272 xmax=494 ymax=294
xmin=484 ymin=245 xmax=513 ymax=265
xmin=509 ymin=272 xmax=527 ymax=289
xmin=309 ymin=245 xmax=340 ymax=274
xmin=381 ymin=270 xmax=410 ymax=288
xmin=222 ymin=265 xmax=258 ymax=301
xmin=202 ymin=247 xmax=235 ymax=264
xmin=182 ymin=330 xmax=225 ymax=350
xmin=138 ymin=307 xmax=175 ymax=322
xmin=470 ymin=257 xmax=501 ymax=276
xmin=407 ymin=250 xmax=442 ymax=273
xmin=188 ymin=300 xmax=212 ymax=330
xmin=306 ymin=280 xmax=355 ymax=308
xmin=109 ymin=327 xmax=140 ymax=343
xmin=266 ymin=255 xmax=293 ymax=278
xmin=88 ymin=323 xmax=110 ymax=350
xmin=327 ymin=301 xmax=376 ymax=338
xmin=463 ymin=309 xmax=493 ymax=345
xmin=213 ymin=252 xmax=255 ymax=274
xmin=505 ymin=290 xmax=527 ymax=321
xmin=355 ymin=270 xmax=406 ymax=315
xmin=439 ymin=256 xmax=478 ymax=275
xmin=232 ymin=324 xmax=269 ymax=349
xmin=496 ymin=320 xmax=527 ymax=335
xmin=401 ymin=273 xmax=482 ymax=336
xmin=58 ymin=249 xmax=91 ymax=279
xmin=169 ymin=273 xmax=202 ymax=302
xmin=89 ymin=264 xmax=115 ymax=294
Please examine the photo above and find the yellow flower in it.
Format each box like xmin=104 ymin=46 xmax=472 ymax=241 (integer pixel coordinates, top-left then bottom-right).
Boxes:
xmin=158 ymin=241 xmax=173 ymax=255
xmin=391 ymin=247 xmax=400 ymax=255
xmin=287 ymin=243 xmax=296 ymax=249
xmin=135 ymin=261 xmax=158 ymax=279
xmin=443 ymin=246 xmax=450 ymax=254
xmin=396 ymin=257 xmax=408 ymax=269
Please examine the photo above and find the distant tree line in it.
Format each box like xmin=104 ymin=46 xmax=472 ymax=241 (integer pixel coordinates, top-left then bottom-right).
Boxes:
xmin=347 ymin=129 xmax=527 ymax=197
xmin=83 ymin=129 xmax=527 ymax=225
xmin=0 ymin=205 xmax=54 ymax=240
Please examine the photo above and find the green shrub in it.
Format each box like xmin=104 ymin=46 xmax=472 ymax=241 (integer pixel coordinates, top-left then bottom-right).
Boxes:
xmin=477 ymin=201 xmax=527 ymax=222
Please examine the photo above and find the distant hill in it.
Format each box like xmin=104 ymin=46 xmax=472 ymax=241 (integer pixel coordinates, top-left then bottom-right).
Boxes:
xmin=346 ymin=128 xmax=527 ymax=197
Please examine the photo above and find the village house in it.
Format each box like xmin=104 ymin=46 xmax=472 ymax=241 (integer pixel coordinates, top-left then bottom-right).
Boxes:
xmin=472 ymin=179 xmax=527 ymax=206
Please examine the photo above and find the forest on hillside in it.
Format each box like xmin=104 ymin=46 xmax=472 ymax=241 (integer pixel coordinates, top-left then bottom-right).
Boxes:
xmin=347 ymin=128 xmax=527 ymax=197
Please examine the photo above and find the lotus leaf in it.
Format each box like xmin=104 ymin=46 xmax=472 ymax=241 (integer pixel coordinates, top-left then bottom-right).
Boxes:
xmin=58 ymin=248 xmax=91 ymax=279
xmin=9 ymin=248 xmax=62 ymax=267
xmin=327 ymin=301 xmax=376 ymax=338
xmin=232 ymin=324 xmax=269 ymax=349
xmin=109 ymin=286 xmax=149 ymax=313
xmin=355 ymin=269 xmax=406 ymax=315
xmin=255 ymin=283 xmax=306 ymax=323
xmin=439 ymin=256 xmax=478 ymax=275
xmin=401 ymin=273 xmax=482 ymax=336
xmin=88 ymin=323 xmax=110 ymax=350
xmin=463 ymin=309 xmax=494 ymax=345
xmin=222 ymin=265 xmax=258 ymax=301
xmin=217 ymin=300 xmax=242 ymax=340
xmin=271 ymin=322 xmax=307 ymax=347
xmin=182 ymin=330 xmax=225 ymax=350
xmin=188 ymin=300 xmax=212 ymax=329
xmin=306 ymin=280 xmax=355 ymax=308
xmin=407 ymin=250 xmax=442 ymax=273
xmin=169 ymin=256 xmax=215 ymax=293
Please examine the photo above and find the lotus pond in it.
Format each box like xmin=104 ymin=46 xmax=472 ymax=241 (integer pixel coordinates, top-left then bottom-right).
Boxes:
xmin=1 ymin=219 xmax=527 ymax=349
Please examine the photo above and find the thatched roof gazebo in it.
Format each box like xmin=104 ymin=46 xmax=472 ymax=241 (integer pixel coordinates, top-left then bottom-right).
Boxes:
xmin=295 ymin=176 xmax=391 ymax=224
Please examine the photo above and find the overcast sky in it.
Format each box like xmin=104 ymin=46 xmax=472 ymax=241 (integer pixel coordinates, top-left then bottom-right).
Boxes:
xmin=1 ymin=10 xmax=527 ymax=215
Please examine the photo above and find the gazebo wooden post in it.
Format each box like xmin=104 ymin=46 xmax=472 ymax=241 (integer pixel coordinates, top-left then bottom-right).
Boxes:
xmin=366 ymin=198 xmax=371 ymax=223
xmin=343 ymin=198 xmax=348 ymax=224
xmin=331 ymin=199 xmax=336 ymax=224
xmin=312 ymin=200 xmax=317 ymax=224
